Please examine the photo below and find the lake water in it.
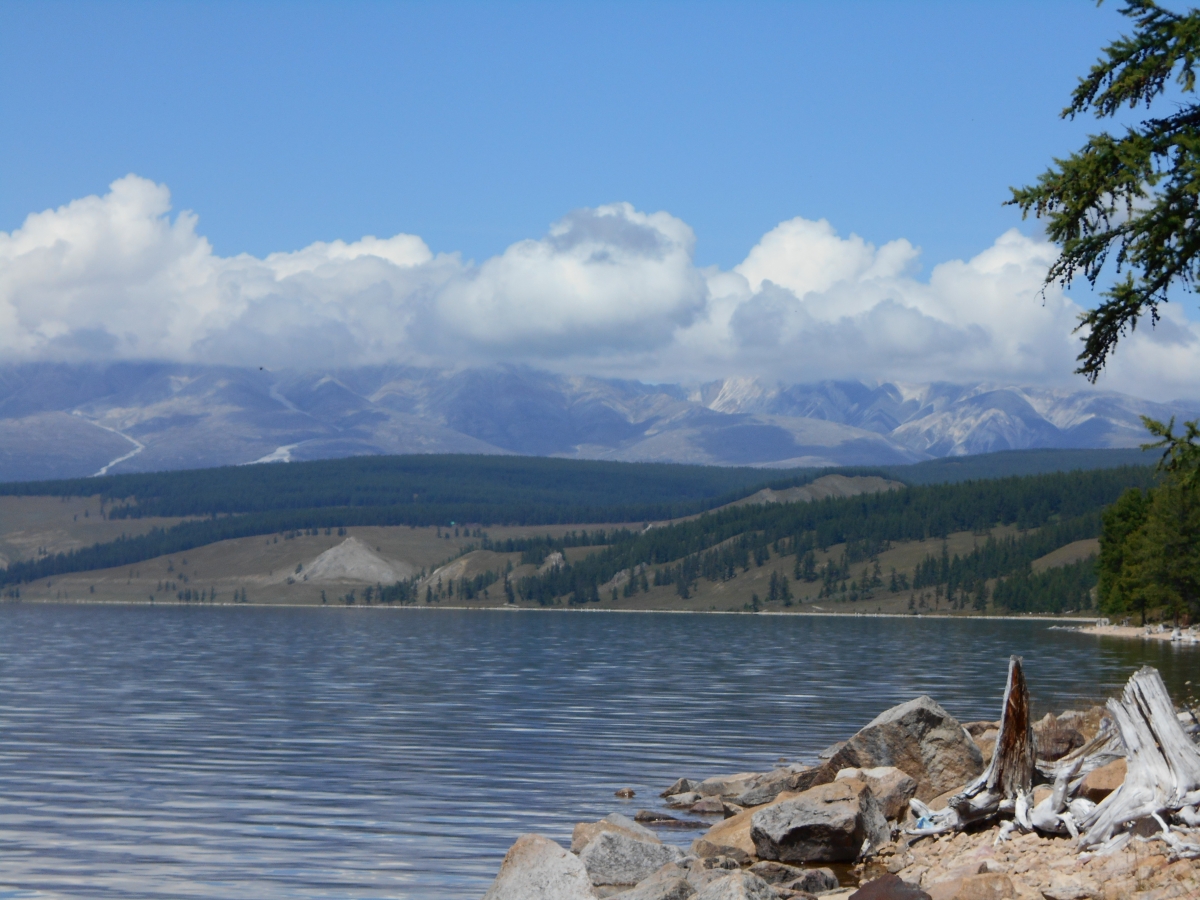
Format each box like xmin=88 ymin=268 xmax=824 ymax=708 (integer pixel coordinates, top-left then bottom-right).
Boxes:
xmin=0 ymin=605 xmax=1196 ymax=900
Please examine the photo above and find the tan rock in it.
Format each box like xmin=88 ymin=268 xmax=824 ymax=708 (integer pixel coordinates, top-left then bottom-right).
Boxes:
xmin=836 ymin=766 xmax=919 ymax=820
xmin=691 ymin=792 xmax=801 ymax=859
xmin=973 ymin=732 xmax=998 ymax=767
xmin=924 ymin=873 xmax=1014 ymax=900
xmin=1076 ymin=759 xmax=1125 ymax=804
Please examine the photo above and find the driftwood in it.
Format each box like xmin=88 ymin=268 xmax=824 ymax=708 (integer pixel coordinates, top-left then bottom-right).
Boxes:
xmin=1077 ymin=666 xmax=1200 ymax=858
xmin=907 ymin=656 xmax=1034 ymax=837
xmin=908 ymin=661 xmax=1200 ymax=858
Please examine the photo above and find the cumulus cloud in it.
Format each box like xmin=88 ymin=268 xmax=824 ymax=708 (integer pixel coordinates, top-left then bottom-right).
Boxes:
xmin=2 ymin=174 xmax=1196 ymax=398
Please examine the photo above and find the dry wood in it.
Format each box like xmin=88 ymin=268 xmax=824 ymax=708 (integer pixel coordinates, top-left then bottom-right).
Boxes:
xmin=1079 ymin=666 xmax=1200 ymax=854
xmin=907 ymin=656 xmax=1034 ymax=836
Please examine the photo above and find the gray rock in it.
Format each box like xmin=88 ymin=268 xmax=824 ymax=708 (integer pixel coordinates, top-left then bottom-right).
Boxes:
xmin=687 ymin=867 xmax=737 ymax=891
xmin=824 ymin=696 xmax=983 ymax=802
xmin=784 ymin=868 xmax=839 ymax=893
xmin=482 ymin=833 xmax=598 ymax=900
xmin=580 ymin=830 xmax=684 ymax=886
xmin=690 ymin=797 xmax=726 ymax=815
xmin=834 ymin=766 xmax=918 ymax=820
xmin=573 ymin=812 xmax=661 ymax=853
xmin=609 ymin=863 xmax=695 ymax=900
xmin=695 ymin=772 xmax=763 ymax=800
xmin=661 ymin=778 xmax=698 ymax=797
xmin=735 ymin=766 xmax=823 ymax=807
xmin=817 ymin=740 xmax=846 ymax=760
xmin=691 ymin=871 xmax=778 ymax=900
xmin=747 ymin=861 xmax=806 ymax=884
xmin=750 ymin=780 xmax=889 ymax=863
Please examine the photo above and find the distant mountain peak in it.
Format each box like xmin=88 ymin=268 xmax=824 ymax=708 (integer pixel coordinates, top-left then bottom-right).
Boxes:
xmin=0 ymin=362 xmax=1194 ymax=482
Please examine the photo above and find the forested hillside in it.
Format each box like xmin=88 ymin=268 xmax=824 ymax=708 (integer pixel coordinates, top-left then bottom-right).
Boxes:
xmin=0 ymin=453 xmax=1158 ymax=612
xmin=479 ymin=467 xmax=1154 ymax=614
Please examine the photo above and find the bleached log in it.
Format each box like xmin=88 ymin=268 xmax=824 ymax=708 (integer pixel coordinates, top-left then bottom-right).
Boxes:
xmin=1078 ymin=666 xmax=1200 ymax=850
xmin=907 ymin=656 xmax=1034 ymax=837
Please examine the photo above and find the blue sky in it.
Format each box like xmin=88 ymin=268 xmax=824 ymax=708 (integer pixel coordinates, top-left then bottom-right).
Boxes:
xmin=5 ymin=1 xmax=1197 ymax=399
xmin=2 ymin=1 xmax=1128 ymax=269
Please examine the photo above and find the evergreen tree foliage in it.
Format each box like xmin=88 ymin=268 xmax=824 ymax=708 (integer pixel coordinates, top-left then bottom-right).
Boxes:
xmin=1010 ymin=1 xmax=1200 ymax=380
xmin=1098 ymin=417 xmax=1200 ymax=622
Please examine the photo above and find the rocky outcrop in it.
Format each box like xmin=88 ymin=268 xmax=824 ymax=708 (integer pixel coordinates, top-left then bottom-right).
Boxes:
xmin=579 ymin=830 xmax=684 ymax=886
xmin=825 ymin=696 xmax=983 ymax=801
xmin=835 ymin=766 xmax=918 ymax=820
xmin=750 ymin=779 xmax=889 ymax=863
xmin=481 ymin=833 xmax=597 ymax=900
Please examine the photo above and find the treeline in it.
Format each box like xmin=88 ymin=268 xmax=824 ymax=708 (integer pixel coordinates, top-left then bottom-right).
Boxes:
xmin=502 ymin=466 xmax=1154 ymax=607
xmin=0 ymin=464 xmax=1154 ymax=597
xmin=1 ymin=454 xmax=839 ymax=520
xmin=991 ymin=559 xmax=1098 ymax=614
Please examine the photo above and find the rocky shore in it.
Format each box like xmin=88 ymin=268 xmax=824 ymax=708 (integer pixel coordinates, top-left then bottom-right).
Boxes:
xmin=480 ymin=664 xmax=1200 ymax=900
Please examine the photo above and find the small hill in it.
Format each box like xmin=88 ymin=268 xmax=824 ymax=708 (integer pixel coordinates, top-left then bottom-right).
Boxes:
xmin=721 ymin=474 xmax=902 ymax=510
xmin=298 ymin=537 xmax=414 ymax=584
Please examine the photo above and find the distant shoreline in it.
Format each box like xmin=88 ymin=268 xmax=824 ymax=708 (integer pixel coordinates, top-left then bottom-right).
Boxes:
xmin=0 ymin=597 xmax=1105 ymax=624
xmin=1078 ymin=621 xmax=1200 ymax=644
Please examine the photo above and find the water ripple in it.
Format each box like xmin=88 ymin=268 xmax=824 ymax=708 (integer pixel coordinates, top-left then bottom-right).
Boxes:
xmin=0 ymin=605 xmax=1195 ymax=899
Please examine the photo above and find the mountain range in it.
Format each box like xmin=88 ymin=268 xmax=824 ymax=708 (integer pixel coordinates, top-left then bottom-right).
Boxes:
xmin=0 ymin=362 xmax=1193 ymax=482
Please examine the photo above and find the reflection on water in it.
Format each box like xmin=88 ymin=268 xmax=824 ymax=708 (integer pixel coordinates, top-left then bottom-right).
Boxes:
xmin=0 ymin=606 xmax=1195 ymax=899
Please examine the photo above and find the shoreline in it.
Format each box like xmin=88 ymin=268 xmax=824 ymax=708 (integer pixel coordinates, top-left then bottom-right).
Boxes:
xmin=1078 ymin=620 xmax=1200 ymax=644
xmin=0 ymin=596 xmax=1104 ymax=624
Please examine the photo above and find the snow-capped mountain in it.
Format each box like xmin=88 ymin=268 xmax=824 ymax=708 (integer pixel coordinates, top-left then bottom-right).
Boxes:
xmin=0 ymin=363 xmax=1193 ymax=482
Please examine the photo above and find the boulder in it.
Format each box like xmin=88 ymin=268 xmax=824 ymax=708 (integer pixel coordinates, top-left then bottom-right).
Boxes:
xmin=692 ymin=791 xmax=803 ymax=859
xmin=786 ymin=868 xmax=839 ymax=894
xmin=735 ymin=766 xmax=822 ymax=807
xmin=691 ymin=871 xmax=778 ymax=900
xmin=825 ymin=696 xmax=983 ymax=801
xmin=573 ymin=812 xmax=661 ymax=853
xmin=691 ymin=797 xmax=727 ymax=815
xmin=835 ymin=766 xmax=917 ymax=820
xmin=695 ymin=772 xmax=763 ymax=800
xmin=747 ymin=861 xmax=805 ymax=884
xmin=579 ymin=830 xmax=684 ymax=886
xmin=1032 ymin=713 xmax=1085 ymax=762
xmin=687 ymin=866 xmax=739 ymax=891
xmin=750 ymin=780 xmax=889 ymax=864
xmin=748 ymin=861 xmax=839 ymax=893
xmin=610 ymin=862 xmax=696 ymax=900
xmin=662 ymin=778 xmax=698 ymax=797
xmin=1077 ymin=758 xmax=1126 ymax=804
xmin=482 ymin=833 xmax=598 ymax=900
xmin=849 ymin=873 xmax=931 ymax=899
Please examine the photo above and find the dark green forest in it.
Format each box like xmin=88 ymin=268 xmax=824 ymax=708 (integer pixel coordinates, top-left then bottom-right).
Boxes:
xmin=0 ymin=453 xmax=1158 ymax=612
xmin=490 ymin=466 xmax=1153 ymax=613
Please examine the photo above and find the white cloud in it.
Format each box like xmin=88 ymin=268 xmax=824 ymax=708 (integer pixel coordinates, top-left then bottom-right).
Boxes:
xmin=2 ymin=174 xmax=1197 ymax=399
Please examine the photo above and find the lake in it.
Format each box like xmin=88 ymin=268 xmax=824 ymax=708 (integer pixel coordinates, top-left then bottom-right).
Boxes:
xmin=0 ymin=605 xmax=1195 ymax=899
